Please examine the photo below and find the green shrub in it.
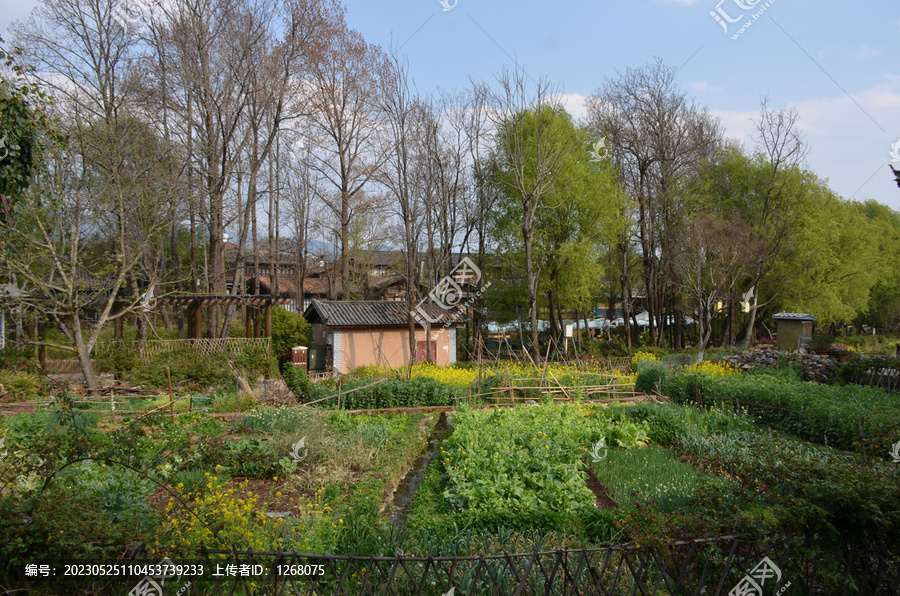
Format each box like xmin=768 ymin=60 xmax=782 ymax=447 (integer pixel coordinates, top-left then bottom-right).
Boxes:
xmin=0 ymin=370 xmax=43 ymax=399
xmin=94 ymin=341 xmax=139 ymax=377
xmin=271 ymin=307 xmax=311 ymax=367
xmin=661 ymin=372 xmax=705 ymax=402
xmin=837 ymin=355 xmax=900 ymax=388
xmin=282 ymin=364 xmax=312 ymax=401
xmin=0 ymin=346 xmax=42 ymax=374
xmin=679 ymin=431 xmax=900 ymax=557
xmin=233 ymin=343 xmax=277 ymax=379
xmin=810 ymin=333 xmax=835 ymax=352
xmin=581 ymin=340 xmax=629 ymax=358
xmin=634 ymin=364 xmax=667 ymax=394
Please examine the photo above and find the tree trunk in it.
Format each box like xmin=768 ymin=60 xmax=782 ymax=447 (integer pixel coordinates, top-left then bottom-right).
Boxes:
xmin=523 ymin=222 xmax=540 ymax=360
xmin=73 ymin=314 xmax=100 ymax=390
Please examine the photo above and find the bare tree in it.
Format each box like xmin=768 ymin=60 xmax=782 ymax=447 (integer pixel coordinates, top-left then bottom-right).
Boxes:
xmin=305 ymin=26 xmax=389 ymax=299
xmin=742 ymin=98 xmax=809 ymax=344
xmin=377 ymin=49 xmax=426 ymax=369
xmin=670 ymin=216 xmax=763 ymax=361
xmin=586 ymin=58 xmax=722 ymax=347
xmin=1 ymin=115 xmax=175 ymax=389
xmin=10 ymin=0 xmax=174 ymax=382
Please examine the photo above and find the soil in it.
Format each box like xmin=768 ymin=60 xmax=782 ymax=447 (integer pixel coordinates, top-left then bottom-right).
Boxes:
xmin=583 ymin=463 xmax=617 ymax=510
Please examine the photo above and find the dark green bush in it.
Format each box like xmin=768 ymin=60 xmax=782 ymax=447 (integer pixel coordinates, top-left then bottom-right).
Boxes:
xmin=837 ymin=355 xmax=900 ymax=389
xmin=94 ymin=341 xmax=139 ymax=377
xmin=662 ymin=372 xmax=705 ymax=402
xmin=271 ymin=307 xmax=311 ymax=368
xmin=0 ymin=346 xmax=42 ymax=374
xmin=282 ymin=364 xmax=312 ymax=401
xmin=581 ymin=340 xmax=629 ymax=358
xmin=635 ymin=364 xmax=667 ymax=394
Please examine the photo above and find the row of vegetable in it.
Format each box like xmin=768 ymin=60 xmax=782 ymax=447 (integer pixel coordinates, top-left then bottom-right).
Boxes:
xmin=665 ymin=368 xmax=899 ymax=454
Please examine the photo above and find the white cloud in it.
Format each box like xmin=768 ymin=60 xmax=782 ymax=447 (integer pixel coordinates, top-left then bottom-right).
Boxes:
xmin=857 ymin=46 xmax=882 ymax=59
xmin=712 ymin=76 xmax=900 ymax=207
xmin=556 ymin=93 xmax=590 ymax=123
xmin=691 ymin=81 xmax=723 ymax=92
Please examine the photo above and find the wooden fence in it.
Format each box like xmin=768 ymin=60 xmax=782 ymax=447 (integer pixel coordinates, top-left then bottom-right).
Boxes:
xmin=131 ymin=337 xmax=271 ymax=362
xmin=44 ymin=359 xmax=97 ymax=375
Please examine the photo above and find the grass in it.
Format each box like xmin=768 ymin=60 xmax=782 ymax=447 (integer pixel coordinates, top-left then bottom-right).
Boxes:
xmin=590 ymin=446 xmax=708 ymax=512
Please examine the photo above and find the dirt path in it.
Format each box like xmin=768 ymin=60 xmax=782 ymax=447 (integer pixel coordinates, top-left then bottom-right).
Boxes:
xmin=584 ymin=462 xmax=617 ymax=510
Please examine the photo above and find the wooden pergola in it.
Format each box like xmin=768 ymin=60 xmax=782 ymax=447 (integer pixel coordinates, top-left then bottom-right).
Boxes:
xmin=158 ymin=294 xmax=292 ymax=339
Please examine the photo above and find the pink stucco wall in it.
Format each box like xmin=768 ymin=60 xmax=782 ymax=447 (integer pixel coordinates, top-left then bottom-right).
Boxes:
xmin=338 ymin=326 xmax=453 ymax=373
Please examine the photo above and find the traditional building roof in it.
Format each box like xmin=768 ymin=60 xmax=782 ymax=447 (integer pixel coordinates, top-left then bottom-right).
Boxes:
xmin=772 ymin=313 xmax=817 ymax=321
xmin=304 ymin=299 xmax=467 ymax=327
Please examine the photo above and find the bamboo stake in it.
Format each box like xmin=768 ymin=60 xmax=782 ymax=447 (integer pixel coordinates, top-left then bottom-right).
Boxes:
xmin=166 ymin=366 xmax=174 ymax=424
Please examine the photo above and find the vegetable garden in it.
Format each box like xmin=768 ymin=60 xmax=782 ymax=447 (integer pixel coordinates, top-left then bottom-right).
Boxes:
xmin=1 ymin=355 xmax=899 ymax=594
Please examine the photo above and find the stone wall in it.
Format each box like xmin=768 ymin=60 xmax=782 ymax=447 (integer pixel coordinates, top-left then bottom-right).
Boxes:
xmin=720 ymin=348 xmax=839 ymax=383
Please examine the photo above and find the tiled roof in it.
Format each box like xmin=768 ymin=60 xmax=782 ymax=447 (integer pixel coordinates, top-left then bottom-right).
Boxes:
xmin=256 ymin=275 xmax=336 ymax=296
xmin=304 ymin=300 xmax=467 ymax=327
xmin=772 ymin=313 xmax=817 ymax=321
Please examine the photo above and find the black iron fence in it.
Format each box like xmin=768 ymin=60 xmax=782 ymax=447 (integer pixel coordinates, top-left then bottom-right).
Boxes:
xmin=4 ymin=535 xmax=898 ymax=595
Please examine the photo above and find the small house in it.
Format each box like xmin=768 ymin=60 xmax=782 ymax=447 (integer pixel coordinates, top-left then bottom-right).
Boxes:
xmin=303 ymin=300 xmax=467 ymax=373
xmin=772 ymin=313 xmax=816 ymax=352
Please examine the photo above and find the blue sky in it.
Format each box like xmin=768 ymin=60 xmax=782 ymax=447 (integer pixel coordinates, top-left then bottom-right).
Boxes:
xmin=5 ymin=0 xmax=900 ymax=210
xmin=341 ymin=0 xmax=900 ymax=211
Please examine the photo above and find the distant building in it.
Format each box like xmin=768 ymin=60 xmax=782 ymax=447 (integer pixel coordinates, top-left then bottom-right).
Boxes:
xmin=772 ymin=313 xmax=816 ymax=352
xmin=303 ymin=300 xmax=466 ymax=374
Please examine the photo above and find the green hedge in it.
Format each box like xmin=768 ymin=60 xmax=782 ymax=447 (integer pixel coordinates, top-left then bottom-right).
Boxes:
xmin=665 ymin=371 xmax=899 ymax=454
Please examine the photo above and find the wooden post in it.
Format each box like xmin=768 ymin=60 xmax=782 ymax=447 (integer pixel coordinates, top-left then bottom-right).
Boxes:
xmin=38 ymin=318 xmax=46 ymax=369
xmin=187 ymin=302 xmax=204 ymax=340
xmin=114 ymin=306 xmax=124 ymax=340
xmin=166 ymin=366 xmax=174 ymax=424
xmin=265 ymin=305 xmax=272 ymax=338
xmin=245 ymin=307 xmax=253 ymax=338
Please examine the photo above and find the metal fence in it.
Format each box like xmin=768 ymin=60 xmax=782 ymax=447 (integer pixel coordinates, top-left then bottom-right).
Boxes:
xmin=5 ymin=536 xmax=898 ymax=595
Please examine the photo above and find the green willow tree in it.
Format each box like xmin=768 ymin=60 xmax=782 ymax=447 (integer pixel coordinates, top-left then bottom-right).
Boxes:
xmin=777 ymin=181 xmax=889 ymax=326
xmin=492 ymin=106 xmax=625 ymax=355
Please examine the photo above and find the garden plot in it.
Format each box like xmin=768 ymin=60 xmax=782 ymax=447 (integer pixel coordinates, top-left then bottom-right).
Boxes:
xmin=589 ymin=446 xmax=709 ymax=512
xmin=0 ymin=403 xmax=439 ymax=570
xmin=439 ymin=404 xmax=648 ymax=514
